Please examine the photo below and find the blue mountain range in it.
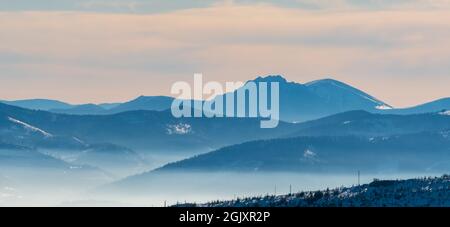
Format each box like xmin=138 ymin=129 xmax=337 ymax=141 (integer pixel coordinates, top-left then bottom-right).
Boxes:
xmin=1 ymin=75 xmax=449 ymax=193
xmin=2 ymin=76 xmax=448 ymax=122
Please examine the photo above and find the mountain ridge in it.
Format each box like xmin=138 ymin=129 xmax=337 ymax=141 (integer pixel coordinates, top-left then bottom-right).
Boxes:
xmin=102 ymin=110 xmax=450 ymax=190
xmin=1 ymin=75 xmax=449 ymax=122
xmin=0 ymin=102 xmax=299 ymax=152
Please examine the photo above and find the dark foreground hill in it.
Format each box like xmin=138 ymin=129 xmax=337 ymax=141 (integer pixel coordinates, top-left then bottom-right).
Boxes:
xmin=177 ymin=175 xmax=450 ymax=207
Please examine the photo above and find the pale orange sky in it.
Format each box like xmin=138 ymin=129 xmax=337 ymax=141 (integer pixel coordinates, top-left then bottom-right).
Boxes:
xmin=1 ymin=2 xmax=450 ymax=107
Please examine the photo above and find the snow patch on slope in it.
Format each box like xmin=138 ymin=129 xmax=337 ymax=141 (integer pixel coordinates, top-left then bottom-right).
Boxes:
xmin=438 ymin=110 xmax=450 ymax=116
xmin=376 ymin=105 xmax=393 ymax=110
xmin=303 ymin=149 xmax=316 ymax=158
xmin=166 ymin=123 xmax=192 ymax=135
xmin=8 ymin=117 xmax=53 ymax=137
xmin=72 ymin=137 xmax=87 ymax=145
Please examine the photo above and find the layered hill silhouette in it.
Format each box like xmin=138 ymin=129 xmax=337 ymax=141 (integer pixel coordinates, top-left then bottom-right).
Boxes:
xmin=0 ymin=102 xmax=298 ymax=152
xmin=154 ymin=131 xmax=450 ymax=173
xmin=146 ymin=110 xmax=450 ymax=173
xmin=100 ymin=110 xmax=450 ymax=190
xmin=1 ymin=75 xmax=449 ymax=192
xmin=3 ymin=76 xmax=448 ymax=122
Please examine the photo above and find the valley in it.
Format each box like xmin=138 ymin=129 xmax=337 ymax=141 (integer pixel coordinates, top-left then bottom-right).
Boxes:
xmin=1 ymin=76 xmax=449 ymax=207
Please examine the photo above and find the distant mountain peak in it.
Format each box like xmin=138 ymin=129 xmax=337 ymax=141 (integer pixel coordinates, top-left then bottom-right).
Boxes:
xmin=305 ymin=78 xmax=392 ymax=108
xmin=133 ymin=95 xmax=173 ymax=101
xmin=0 ymin=99 xmax=73 ymax=111
xmin=109 ymin=95 xmax=175 ymax=112
xmin=305 ymin=78 xmax=350 ymax=87
xmin=252 ymin=75 xmax=288 ymax=83
xmin=134 ymin=95 xmax=150 ymax=101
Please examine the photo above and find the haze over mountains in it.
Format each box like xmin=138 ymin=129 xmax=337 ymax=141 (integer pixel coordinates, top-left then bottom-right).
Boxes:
xmin=0 ymin=141 xmax=113 ymax=188
xmin=1 ymin=75 xmax=449 ymax=205
xmin=94 ymin=111 xmax=449 ymax=198
xmin=1 ymin=75 xmax=449 ymax=175
xmin=1 ymin=76 xmax=449 ymax=168
xmin=108 ymin=111 xmax=450 ymax=188
xmin=155 ymin=130 xmax=450 ymax=173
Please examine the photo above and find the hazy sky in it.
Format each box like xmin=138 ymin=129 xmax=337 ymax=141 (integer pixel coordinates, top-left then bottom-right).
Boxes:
xmin=1 ymin=0 xmax=450 ymax=107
